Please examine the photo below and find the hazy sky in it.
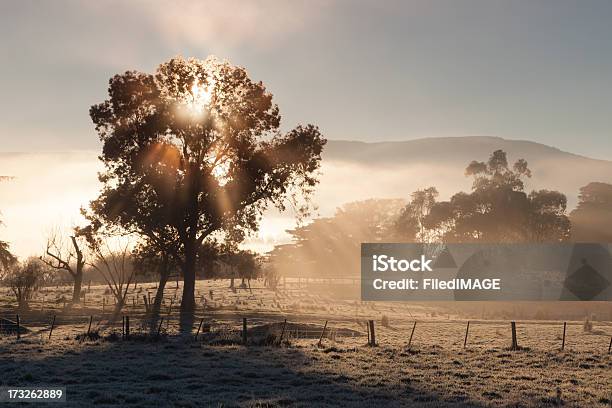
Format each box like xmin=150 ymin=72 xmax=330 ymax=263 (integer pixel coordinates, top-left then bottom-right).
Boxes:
xmin=1 ymin=0 xmax=612 ymax=158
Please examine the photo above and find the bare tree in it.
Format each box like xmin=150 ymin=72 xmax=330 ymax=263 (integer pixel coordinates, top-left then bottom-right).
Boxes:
xmin=40 ymin=228 xmax=85 ymax=304
xmin=87 ymin=238 xmax=134 ymax=320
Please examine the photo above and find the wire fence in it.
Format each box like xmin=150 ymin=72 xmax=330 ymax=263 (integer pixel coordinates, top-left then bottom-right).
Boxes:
xmin=1 ymin=281 xmax=611 ymax=353
xmin=2 ymin=307 xmax=611 ymax=355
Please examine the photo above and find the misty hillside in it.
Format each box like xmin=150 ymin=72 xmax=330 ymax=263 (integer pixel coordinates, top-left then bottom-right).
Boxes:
xmin=325 ymin=136 xmax=611 ymax=170
xmin=1 ymin=137 xmax=612 ymax=256
xmin=320 ymin=136 xmax=612 ymax=210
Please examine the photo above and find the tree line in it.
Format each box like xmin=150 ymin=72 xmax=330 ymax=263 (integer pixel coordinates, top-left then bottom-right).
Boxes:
xmin=269 ymin=149 xmax=612 ymax=278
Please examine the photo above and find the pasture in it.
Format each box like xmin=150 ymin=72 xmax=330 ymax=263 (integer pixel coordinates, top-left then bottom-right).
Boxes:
xmin=1 ymin=280 xmax=611 ymax=407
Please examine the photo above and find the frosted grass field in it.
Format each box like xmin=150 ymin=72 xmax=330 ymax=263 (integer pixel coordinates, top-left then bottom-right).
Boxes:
xmin=1 ymin=280 xmax=610 ymax=407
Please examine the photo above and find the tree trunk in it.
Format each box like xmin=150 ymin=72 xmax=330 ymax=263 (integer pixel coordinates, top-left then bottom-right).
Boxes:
xmin=152 ymin=265 xmax=169 ymax=316
xmin=70 ymin=235 xmax=85 ymax=304
xmin=72 ymin=271 xmax=83 ymax=304
xmin=149 ymin=257 xmax=169 ymax=330
xmin=179 ymin=246 xmax=196 ymax=333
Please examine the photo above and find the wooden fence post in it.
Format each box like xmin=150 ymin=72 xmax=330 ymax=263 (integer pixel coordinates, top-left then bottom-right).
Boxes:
xmin=464 ymin=321 xmax=470 ymax=348
xmin=122 ymin=315 xmax=125 ymax=339
xmin=242 ymin=318 xmax=248 ymax=345
xmin=368 ymin=320 xmax=376 ymax=346
xmin=87 ymin=315 xmax=93 ymax=336
xmin=48 ymin=315 xmax=56 ymax=340
xmin=561 ymin=322 xmax=566 ymax=351
xmin=408 ymin=321 xmax=416 ymax=349
xmin=608 ymin=336 xmax=611 ymax=354
xmin=511 ymin=321 xmax=518 ymax=350
xmin=16 ymin=314 xmax=20 ymax=340
xmin=318 ymin=320 xmax=328 ymax=347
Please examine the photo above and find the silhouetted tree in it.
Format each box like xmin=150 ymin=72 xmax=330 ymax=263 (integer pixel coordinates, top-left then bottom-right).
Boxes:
xmin=570 ymin=182 xmax=612 ymax=242
xmin=216 ymin=249 xmax=261 ymax=291
xmin=395 ymin=187 xmax=438 ymax=242
xmin=423 ymin=150 xmax=569 ymax=242
xmin=527 ymin=189 xmax=570 ymax=241
xmin=86 ymin=56 xmax=325 ymax=330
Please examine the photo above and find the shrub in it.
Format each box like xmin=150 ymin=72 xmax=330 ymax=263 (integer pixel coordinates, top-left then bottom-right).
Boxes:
xmin=3 ymin=257 xmax=49 ymax=310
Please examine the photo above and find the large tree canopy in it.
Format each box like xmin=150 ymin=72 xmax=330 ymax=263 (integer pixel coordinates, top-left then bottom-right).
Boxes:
xmin=420 ymin=150 xmax=570 ymax=242
xmin=87 ymin=56 xmax=326 ymax=329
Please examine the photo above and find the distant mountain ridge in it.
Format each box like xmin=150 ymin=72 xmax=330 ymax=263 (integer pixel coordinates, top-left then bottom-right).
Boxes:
xmin=324 ymin=136 xmax=609 ymax=166
xmin=317 ymin=136 xmax=612 ymax=211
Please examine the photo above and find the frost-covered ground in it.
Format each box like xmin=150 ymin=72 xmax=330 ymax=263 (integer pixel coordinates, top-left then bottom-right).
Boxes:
xmin=1 ymin=280 xmax=611 ymax=407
